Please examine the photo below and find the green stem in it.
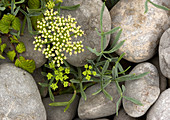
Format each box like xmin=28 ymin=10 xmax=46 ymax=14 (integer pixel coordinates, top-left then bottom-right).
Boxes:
xmin=58 ymin=3 xmax=61 ymax=15
xmin=21 ymin=16 xmax=26 ymax=35
xmin=101 ymin=35 xmax=104 ymax=52
xmin=77 ymin=67 xmax=82 ymax=80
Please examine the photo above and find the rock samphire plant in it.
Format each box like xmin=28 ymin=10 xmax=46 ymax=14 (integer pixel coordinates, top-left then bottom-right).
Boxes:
xmin=39 ymin=1 xmax=151 ymax=114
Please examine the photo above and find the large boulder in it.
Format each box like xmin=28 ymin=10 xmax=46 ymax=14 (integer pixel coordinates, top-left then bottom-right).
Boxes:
xmin=123 ymin=62 xmax=160 ymax=117
xmin=60 ymin=0 xmax=111 ymax=67
xmin=110 ymin=0 xmax=169 ymax=63
xmin=0 ymin=63 xmax=46 ymax=120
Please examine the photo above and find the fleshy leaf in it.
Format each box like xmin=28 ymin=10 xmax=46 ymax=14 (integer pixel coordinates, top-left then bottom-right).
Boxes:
xmin=15 ymin=56 xmax=36 ymax=73
xmin=16 ymin=42 xmax=26 ymax=53
xmin=1 ymin=43 xmax=7 ymax=53
xmin=7 ymin=50 xmax=16 ymax=62
xmin=12 ymin=17 xmax=21 ymax=31
xmin=0 ymin=54 xmax=5 ymax=59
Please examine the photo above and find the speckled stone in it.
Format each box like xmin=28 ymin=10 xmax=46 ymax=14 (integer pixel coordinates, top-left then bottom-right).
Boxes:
xmin=110 ymin=0 xmax=169 ymax=63
xmin=0 ymin=63 xmax=46 ymax=120
xmin=43 ymin=94 xmax=79 ymax=120
xmin=123 ymin=62 xmax=160 ymax=117
xmin=159 ymin=28 xmax=170 ymax=79
xmin=60 ymin=0 xmax=111 ymax=67
xmin=147 ymin=88 xmax=170 ymax=120
xmin=78 ymin=82 xmax=120 ymax=119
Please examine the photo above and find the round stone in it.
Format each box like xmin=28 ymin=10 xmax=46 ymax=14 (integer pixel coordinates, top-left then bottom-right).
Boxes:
xmin=43 ymin=94 xmax=79 ymax=120
xmin=78 ymin=82 xmax=120 ymax=119
xmin=123 ymin=62 xmax=160 ymax=117
xmin=159 ymin=28 xmax=170 ymax=79
xmin=0 ymin=63 xmax=46 ymax=120
xmin=147 ymin=88 xmax=170 ymax=120
xmin=60 ymin=0 xmax=111 ymax=67
xmin=110 ymin=0 xmax=169 ymax=63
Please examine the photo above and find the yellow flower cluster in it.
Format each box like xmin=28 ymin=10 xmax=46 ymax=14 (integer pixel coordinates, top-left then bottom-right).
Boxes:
xmin=33 ymin=9 xmax=84 ymax=67
xmin=83 ymin=64 xmax=97 ymax=81
xmin=46 ymin=1 xmax=55 ymax=9
xmin=47 ymin=66 xmax=70 ymax=90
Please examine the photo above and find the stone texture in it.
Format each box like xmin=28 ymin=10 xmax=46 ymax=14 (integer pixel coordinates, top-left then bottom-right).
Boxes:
xmin=147 ymin=88 xmax=170 ymax=120
xmin=114 ymin=109 xmax=137 ymax=120
xmin=123 ymin=62 xmax=160 ymax=117
xmin=60 ymin=0 xmax=111 ymax=67
xmin=162 ymin=0 xmax=170 ymax=22
xmin=149 ymin=55 xmax=167 ymax=92
xmin=110 ymin=0 xmax=169 ymax=63
xmin=159 ymin=28 xmax=170 ymax=79
xmin=32 ymin=67 xmax=48 ymax=97
xmin=0 ymin=63 xmax=46 ymax=120
xmin=2 ymin=25 xmax=46 ymax=68
xmin=78 ymin=82 xmax=120 ymax=119
xmin=43 ymin=94 xmax=79 ymax=120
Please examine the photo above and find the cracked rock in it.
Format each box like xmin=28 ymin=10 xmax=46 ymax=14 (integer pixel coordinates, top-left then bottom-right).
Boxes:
xmin=60 ymin=0 xmax=111 ymax=67
xmin=123 ymin=62 xmax=160 ymax=117
xmin=159 ymin=28 xmax=170 ymax=79
xmin=110 ymin=0 xmax=169 ymax=63
xmin=0 ymin=63 xmax=46 ymax=120
xmin=147 ymin=88 xmax=170 ymax=120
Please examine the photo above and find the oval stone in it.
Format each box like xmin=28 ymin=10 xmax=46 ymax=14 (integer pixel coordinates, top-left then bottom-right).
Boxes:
xmin=0 ymin=63 xmax=46 ymax=120
xmin=110 ymin=0 xmax=169 ymax=63
xmin=60 ymin=0 xmax=111 ymax=67
xmin=123 ymin=62 xmax=160 ymax=117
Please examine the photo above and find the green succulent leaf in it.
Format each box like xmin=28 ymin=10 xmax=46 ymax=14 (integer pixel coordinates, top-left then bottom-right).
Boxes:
xmin=116 ymin=97 xmax=122 ymax=116
xmin=103 ymin=89 xmax=113 ymax=101
xmin=144 ymin=0 xmax=149 ymax=13
xmin=115 ymin=72 xmax=149 ymax=82
xmin=123 ymin=96 xmax=143 ymax=106
xmin=148 ymin=0 xmax=170 ymax=11
xmin=70 ymin=79 xmax=80 ymax=83
xmin=0 ymin=54 xmax=5 ymax=59
xmin=7 ymin=50 xmax=16 ymax=62
xmin=86 ymin=46 xmax=101 ymax=56
xmin=102 ymin=60 xmax=109 ymax=74
xmin=1 ymin=43 xmax=7 ymax=53
xmin=49 ymin=87 xmax=54 ymax=101
xmin=49 ymin=101 xmax=68 ymax=106
xmin=16 ymin=42 xmax=26 ymax=53
xmin=103 ymin=27 xmax=120 ymax=35
xmin=103 ymin=40 xmax=125 ymax=54
xmin=41 ymin=71 xmax=47 ymax=76
xmin=12 ymin=17 xmax=21 ymax=31
xmin=38 ymin=82 xmax=49 ymax=87
xmin=15 ymin=56 xmax=36 ymax=73
xmin=80 ymin=82 xmax=86 ymax=101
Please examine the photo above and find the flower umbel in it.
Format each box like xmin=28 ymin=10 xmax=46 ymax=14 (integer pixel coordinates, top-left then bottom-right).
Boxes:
xmin=33 ymin=8 xmax=84 ymax=67
xmin=83 ymin=64 xmax=96 ymax=81
xmin=47 ymin=66 xmax=70 ymax=90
